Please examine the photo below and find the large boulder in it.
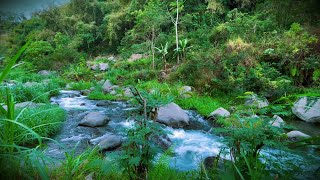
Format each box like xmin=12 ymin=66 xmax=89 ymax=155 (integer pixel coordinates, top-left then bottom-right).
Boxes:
xmin=156 ymin=102 xmax=189 ymax=127
xmin=102 ymin=80 xmax=113 ymax=93
xmin=292 ymin=97 xmax=320 ymax=123
xmin=179 ymin=86 xmax=192 ymax=99
xmin=79 ymin=112 xmax=109 ymax=127
xmin=270 ymin=115 xmax=285 ymax=127
xmin=128 ymin=54 xmax=145 ymax=62
xmin=209 ymin=107 xmax=230 ymax=119
xmin=90 ymin=134 xmax=122 ymax=151
xmin=152 ymin=134 xmax=173 ymax=150
xmin=123 ymin=88 xmax=134 ymax=98
xmin=97 ymin=135 xmax=122 ymax=150
xmin=98 ymin=63 xmax=109 ymax=71
xmin=2 ymin=101 xmax=44 ymax=111
xmin=245 ymin=94 xmax=269 ymax=108
xmin=287 ymin=130 xmax=310 ymax=140
xmin=38 ymin=70 xmax=52 ymax=76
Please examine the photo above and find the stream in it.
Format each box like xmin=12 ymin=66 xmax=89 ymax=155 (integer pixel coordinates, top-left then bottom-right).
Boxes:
xmin=47 ymin=90 xmax=320 ymax=178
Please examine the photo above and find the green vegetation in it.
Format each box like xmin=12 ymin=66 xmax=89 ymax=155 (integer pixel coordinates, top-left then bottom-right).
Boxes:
xmin=1 ymin=0 xmax=320 ymax=179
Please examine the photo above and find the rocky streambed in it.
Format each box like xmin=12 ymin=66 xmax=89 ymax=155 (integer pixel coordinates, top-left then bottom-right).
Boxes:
xmin=46 ymin=90 xmax=320 ymax=177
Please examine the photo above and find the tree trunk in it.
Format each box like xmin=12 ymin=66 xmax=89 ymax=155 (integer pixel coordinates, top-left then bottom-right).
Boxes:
xmin=175 ymin=0 xmax=180 ymax=64
xmin=151 ymin=27 xmax=155 ymax=69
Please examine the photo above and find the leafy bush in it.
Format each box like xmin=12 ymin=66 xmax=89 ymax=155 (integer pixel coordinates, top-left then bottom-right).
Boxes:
xmin=63 ymin=60 xmax=93 ymax=81
xmin=215 ymin=116 xmax=285 ymax=179
xmin=23 ymin=41 xmax=54 ymax=70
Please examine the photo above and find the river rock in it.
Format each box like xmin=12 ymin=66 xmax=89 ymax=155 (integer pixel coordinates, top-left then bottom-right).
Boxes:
xmin=128 ymin=53 xmax=144 ymax=62
xmin=292 ymin=97 xmax=320 ymax=123
xmin=110 ymin=90 xmax=117 ymax=95
xmin=209 ymin=107 xmax=230 ymax=119
xmin=123 ymin=88 xmax=134 ymax=98
xmin=2 ymin=101 xmax=44 ymax=110
xmin=203 ymin=156 xmax=226 ymax=170
xmin=156 ymin=102 xmax=189 ymax=127
xmin=270 ymin=115 xmax=285 ymax=127
xmin=245 ymin=94 xmax=269 ymax=108
xmin=38 ymin=70 xmax=52 ymax=76
xmin=79 ymin=112 xmax=110 ymax=127
xmin=80 ymin=89 xmax=91 ymax=96
xmin=24 ymin=82 xmax=39 ymax=87
xmin=98 ymin=63 xmax=109 ymax=71
xmin=108 ymin=55 xmax=116 ymax=61
xmin=91 ymin=134 xmax=122 ymax=151
xmin=90 ymin=64 xmax=99 ymax=70
xmin=179 ymin=86 xmax=192 ymax=98
xmin=102 ymin=80 xmax=113 ymax=93
xmin=287 ymin=130 xmax=310 ymax=140
xmin=153 ymin=134 xmax=173 ymax=150
xmin=96 ymin=100 xmax=112 ymax=106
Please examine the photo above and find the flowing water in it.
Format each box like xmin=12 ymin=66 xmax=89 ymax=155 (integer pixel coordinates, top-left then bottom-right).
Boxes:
xmin=47 ymin=90 xmax=320 ymax=178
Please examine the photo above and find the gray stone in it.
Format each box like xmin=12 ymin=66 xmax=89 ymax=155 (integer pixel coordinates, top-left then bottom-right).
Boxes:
xmin=292 ymin=97 xmax=320 ymax=123
xmin=85 ymin=172 xmax=94 ymax=180
xmin=245 ymin=94 xmax=269 ymax=108
xmin=108 ymin=55 xmax=116 ymax=61
xmin=92 ymin=134 xmax=122 ymax=151
xmin=96 ymin=101 xmax=112 ymax=106
xmin=42 ymin=79 xmax=50 ymax=84
xmin=116 ymin=94 xmax=123 ymax=98
xmin=110 ymin=90 xmax=117 ymax=95
xmin=90 ymin=64 xmax=99 ymax=70
xmin=99 ymin=63 xmax=109 ymax=71
xmin=270 ymin=115 xmax=285 ymax=127
xmin=179 ymin=86 xmax=192 ymax=99
xmin=157 ymin=102 xmax=189 ymax=127
xmin=123 ymin=88 xmax=134 ymax=98
xmin=80 ymin=89 xmax=91 ymax=96
xmin=79 ymin=112 xmax=109 ymax=127
xmin=128 ymin=53 xmax=144 ymax=62
xmin=2 ymin=101 xmax=44 ymax=110
xmin=102 ymin=80 xmax=113 ymax=93
xmin=38 ymin=70 xmax=52 ymax=76
xmin=153 ymin=134 xmax=172 ymax=150
xmin=24 ymin=82 xmax=39 ymax=87
xmin=287 ymin=130 xmax=310 ymax=140
xmin=180 ymin=86 xmax=192 ymax=94
xmin=209 ymin=107 xmax=230 ymax=118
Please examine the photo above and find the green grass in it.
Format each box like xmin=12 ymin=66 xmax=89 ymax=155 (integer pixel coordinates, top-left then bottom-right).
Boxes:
xmin=0 ymin=81 xmax=60 ymax=103
xmin=14 ymin=104 xmax=66 ymax=145
xmin=175 ymin=95 xmax=229 ymax=117
xmin=67 ymin=80 xmax=95 ymax=90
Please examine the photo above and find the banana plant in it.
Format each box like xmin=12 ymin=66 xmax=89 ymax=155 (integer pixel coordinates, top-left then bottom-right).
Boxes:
xmin=179 ymin=38 xmax=191 ymax=62
xmin=155 ymin=42 xmax=169 ymax=71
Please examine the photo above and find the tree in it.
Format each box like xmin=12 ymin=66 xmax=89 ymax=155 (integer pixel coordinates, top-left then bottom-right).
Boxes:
xmin=169 ymin=0 xmax=184 ymax=64
xmin=134 ymin=0 xmax=167 ymax=69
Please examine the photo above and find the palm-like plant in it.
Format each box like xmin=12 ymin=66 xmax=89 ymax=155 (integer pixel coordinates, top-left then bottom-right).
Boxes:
xmin=179 ymin=38 xmax=191 ymax=63
xmin=155 ymin=42 xmax=169 ymax=71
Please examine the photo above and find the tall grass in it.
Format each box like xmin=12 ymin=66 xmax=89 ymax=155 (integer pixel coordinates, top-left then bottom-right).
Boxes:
xmin=0 ymin=41 xmax=65 ymax=179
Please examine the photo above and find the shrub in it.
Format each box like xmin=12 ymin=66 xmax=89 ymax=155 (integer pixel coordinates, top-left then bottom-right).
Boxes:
xmin=23 ymin=41 xmax=54 ymax=70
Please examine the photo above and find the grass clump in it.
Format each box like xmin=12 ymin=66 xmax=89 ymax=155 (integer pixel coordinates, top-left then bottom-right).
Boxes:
xmin=15 ymin=104 xmax=66 ymax=145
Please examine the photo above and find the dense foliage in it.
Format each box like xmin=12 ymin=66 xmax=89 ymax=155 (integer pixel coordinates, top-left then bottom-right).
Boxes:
xmin=0 ymin=0 xmax=320 ymax=179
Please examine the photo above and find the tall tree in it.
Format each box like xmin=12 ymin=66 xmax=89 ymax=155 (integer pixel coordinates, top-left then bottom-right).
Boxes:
xmin=169 ymin=0 xmax=184 ymax=64
xmin=134 ymin=0 xmax=167 ymax=69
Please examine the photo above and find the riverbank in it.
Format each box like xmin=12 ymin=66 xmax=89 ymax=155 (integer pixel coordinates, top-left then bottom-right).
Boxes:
xmin=1 ymin=59 xmax=320 ymax=179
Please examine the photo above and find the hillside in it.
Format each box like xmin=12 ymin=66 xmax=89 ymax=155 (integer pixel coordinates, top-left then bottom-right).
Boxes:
xmin=0 ymin=0 xmax=320 ymax=179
